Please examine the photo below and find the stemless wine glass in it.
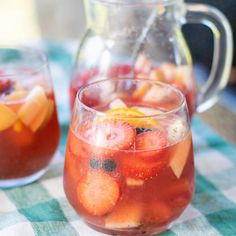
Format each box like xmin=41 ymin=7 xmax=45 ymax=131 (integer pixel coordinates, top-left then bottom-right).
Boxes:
xmin=0 ymin=47 xmax=60 ymax=188
xmin=64 ymin=78 xmax=194 ymax=235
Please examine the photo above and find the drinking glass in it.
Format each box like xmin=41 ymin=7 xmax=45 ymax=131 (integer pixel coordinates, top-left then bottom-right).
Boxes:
xmin=64 ymin=78 xmax=194 ymax=235
xmin=0 ymin=47 xmax=60 ymax=188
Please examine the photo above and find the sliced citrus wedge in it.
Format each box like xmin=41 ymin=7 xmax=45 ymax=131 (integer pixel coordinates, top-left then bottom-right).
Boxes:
xmin=6 ymin=90 xmax=27 ymax=101
xmin=133 ymin=83 xmax=150 ymax=100
xmin=149 ymin=68 xmax=165 ymax=82
xmin=18 ymin=86 xmax=48 ymax=131
xmin=29 ymin=105 xmax=48 ymax=132
xmin=169 ymin=133 xmax=192 ymax=179
xmin=42 ymin=99 xmax=54 ymax=127
xmin=0 ymin=104 xmax=17 ymax=131
xmin=105 ymin=108 xmax=158 ymax=128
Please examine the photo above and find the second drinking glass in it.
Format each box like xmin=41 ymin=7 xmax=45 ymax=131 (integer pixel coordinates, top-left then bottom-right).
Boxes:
xmin=0 ymin=47 xmax=60 ymax=188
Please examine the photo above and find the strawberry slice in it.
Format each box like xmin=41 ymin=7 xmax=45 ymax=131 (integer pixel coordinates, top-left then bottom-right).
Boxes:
xmin=80 ymin=121 xmax=136 ymax=151
xmin=135 ymin=130 xmax=168 ymax=162
xmin=108 ymin=65 xmax=132 ymax=77
xmin=121 ymin=130 xmax=169 ymax=179
xmin=77 ymin=171 xmax=120 ymax=216
xmin=135 ymin=130 xmax=167 ymax=151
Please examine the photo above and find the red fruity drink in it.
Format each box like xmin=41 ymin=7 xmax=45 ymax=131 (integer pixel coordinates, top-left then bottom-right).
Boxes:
xmin=64 ymin=79 xmax=195 ymax=235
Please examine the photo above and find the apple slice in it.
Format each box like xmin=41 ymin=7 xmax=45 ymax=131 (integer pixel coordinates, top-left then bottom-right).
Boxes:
xmin=0 ymin=104 xmax=17 ymax=131
xmin=134 ymin=54 xmax=151 ymax=74
xmin=143 ymin=85 xmax=166 ymax=103
xmin=126 ymin=178 xmax=144 ymax=187
xmin=18 ymin=86 xmax=47 ymax=131
xmin=169 ymin=133 xmax=192 ymax=179
xmin=109 ymin=98 xmax=127 ymax=109
xmin=105 ymin=200 xmax=142 ymax=229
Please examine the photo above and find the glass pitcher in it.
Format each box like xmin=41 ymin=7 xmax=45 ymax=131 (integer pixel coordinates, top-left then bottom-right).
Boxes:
xmin=70 ymin=0 xmax=233 ymax=117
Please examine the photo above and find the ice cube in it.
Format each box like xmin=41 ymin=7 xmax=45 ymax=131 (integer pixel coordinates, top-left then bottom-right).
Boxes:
xmin=167 ymin=118 xmax=186 ymax=144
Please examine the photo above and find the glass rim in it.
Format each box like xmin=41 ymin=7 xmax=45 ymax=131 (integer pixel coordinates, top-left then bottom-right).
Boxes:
xmin=76 ymin=78 xmax=187 ymax=119
xmin=0 ymin=46 xmax=48 ymax=78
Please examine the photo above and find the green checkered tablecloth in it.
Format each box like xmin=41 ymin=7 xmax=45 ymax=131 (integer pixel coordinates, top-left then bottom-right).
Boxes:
xmin=1 ymin=42 xmax=236 ymax=236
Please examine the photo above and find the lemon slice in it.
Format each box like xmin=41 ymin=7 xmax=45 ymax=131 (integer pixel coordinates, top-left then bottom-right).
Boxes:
xmin=105 ymin=108 xmax=158 ymax=128
xmin=0 ymin=104 xmax=17 ymax=131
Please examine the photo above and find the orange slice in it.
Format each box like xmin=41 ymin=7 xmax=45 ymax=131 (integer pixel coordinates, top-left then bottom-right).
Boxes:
xmin=149 ymin=68 xmax=165 ymax=82
xmin=18 ymin=86 xmax=48 ymax=131
xmin=133 ymin=83 xmax=150 ymax=100
xmin=0 ymin=104 xmax=17 ymax=131
xmin=132 ymin=106 xmax=163 ymax=116
xmin=6 ymin=90 xmax=28 ymax=101
xmin=169 ymin=133 xmax=192 ymax=178
xmin=105 ymin=108 xmax=158 ymax=128
xmin=159 ymin=63 xmax=176 ymax=82
xmin=43 ymin=99 xmax=54 ymax=125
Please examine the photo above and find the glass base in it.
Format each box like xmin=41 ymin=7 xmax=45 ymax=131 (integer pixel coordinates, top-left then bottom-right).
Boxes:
xmin=87 ymin=222 xmax=171 ymax=236
xmin=0 ymin=167 xmax=48 ymax=188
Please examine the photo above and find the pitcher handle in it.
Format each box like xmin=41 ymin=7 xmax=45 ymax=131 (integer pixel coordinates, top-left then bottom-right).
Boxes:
xmin=183 ymin=3 xmax=233 ymax=112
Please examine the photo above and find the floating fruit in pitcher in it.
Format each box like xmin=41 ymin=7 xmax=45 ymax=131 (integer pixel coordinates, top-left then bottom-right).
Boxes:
xmin=134 ymin=54 xmax=152 ymax=74
xmin=77 ymin=171 xmax=120 ymax=216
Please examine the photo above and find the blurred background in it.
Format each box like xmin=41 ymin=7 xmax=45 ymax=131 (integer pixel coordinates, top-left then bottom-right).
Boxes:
xmin=0 ymin=0 xmax=235 ymax=144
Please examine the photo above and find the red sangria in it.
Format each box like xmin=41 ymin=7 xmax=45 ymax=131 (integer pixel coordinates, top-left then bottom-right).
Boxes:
xmin=64 ymin=79 xmax=195 ymax=235
xmin=0 ymin=48 xmax=60 ymax=188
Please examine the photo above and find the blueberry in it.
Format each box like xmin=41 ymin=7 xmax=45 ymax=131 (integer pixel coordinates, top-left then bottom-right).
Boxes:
xmin=89 ymin=159 xmax=100 ymax=169
xmin=103 ymin=159 xmax=117 ymax=172
xmin=136 ymin=128 xmax=152 ymax=135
